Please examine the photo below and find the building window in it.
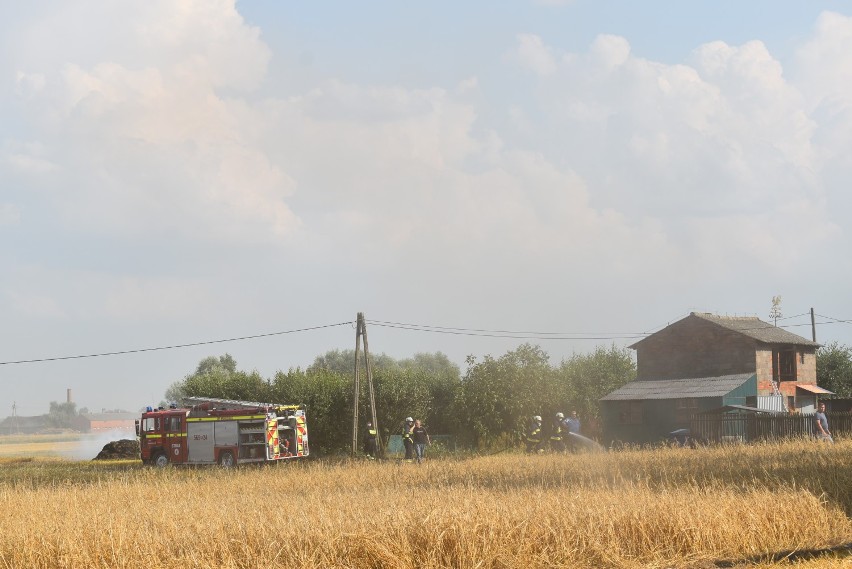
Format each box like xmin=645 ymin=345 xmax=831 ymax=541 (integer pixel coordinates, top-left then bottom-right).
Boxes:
xmin=674 ymin=398 xmax=698 ymax=423
xmin=618 ymin=401 xmax=643 ymax=425
xmin=773 ymin=348 xmax=797 ymax=382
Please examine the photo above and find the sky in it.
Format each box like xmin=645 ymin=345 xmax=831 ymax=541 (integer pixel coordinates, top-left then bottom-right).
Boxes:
xmin=3 ymin=0 xmax=852 ymax=416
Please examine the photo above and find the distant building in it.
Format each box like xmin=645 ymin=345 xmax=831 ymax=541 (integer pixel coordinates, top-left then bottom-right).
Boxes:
xmin=72 ymin=412 xmax=137 ymax=433
xmin=0 ymin=414 xmax=48 ymax=435
xmin=601 ymin=312 xmax=832 ymax=443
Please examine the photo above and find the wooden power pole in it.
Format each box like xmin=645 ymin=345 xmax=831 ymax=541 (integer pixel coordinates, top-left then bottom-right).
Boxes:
xmin=352 ymin=312 xmax=380 ymax=457
xmin=810 ymin=307 xmax=817 ymax=343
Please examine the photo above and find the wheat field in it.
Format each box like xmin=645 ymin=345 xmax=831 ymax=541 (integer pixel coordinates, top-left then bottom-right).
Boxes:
xmin=0 ymin=440 xmax=850 ymax=568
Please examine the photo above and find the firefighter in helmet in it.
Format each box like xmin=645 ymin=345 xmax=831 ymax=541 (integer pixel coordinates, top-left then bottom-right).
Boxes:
xmin=364 ymin=421 xmax=378 ymax=460
xmin=525 ymin=415 xmax=543 ymax=453
xmin=550 ymin=412 xmax=566 ymax=452
xmin=402 ymin=417 xmax=415 ymax=462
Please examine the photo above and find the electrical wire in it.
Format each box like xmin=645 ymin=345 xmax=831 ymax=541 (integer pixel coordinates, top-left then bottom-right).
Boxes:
xmin=367 ymin=320 xmax=647 ymax=341
xmin=0 ymin=322 xmax=354 ymax=366
xmin=775 ymin=312 xmax=810 ymax=322
xmin=368 ymin=314 xmax=830 ymax=341
xmin=0 ymin=311 xmax=837 ymax=368
xmin=815 ymin=313 xmax=852 ymax=325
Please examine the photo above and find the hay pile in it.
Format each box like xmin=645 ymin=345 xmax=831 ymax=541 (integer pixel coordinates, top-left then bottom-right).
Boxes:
xmin=93 ymin=439 xmax=140 ymax=460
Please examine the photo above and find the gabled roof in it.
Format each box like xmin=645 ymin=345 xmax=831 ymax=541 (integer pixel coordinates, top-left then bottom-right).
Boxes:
xmin=600 ymin=373 xmax=754 ymax=401
xmin=630 ymin=312 xmax=819 ymax=348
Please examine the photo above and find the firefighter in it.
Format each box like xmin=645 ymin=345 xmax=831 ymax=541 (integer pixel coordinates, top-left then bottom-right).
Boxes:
xmin=524 ymin=415 xmax=543 ymax=453
xmin=550 ymin=412 xmax=565 ymax=452
xmin=364 ymin=421 xmax=378 ymax=459
xmin=402 ymin=417 xmax=415 ymax=462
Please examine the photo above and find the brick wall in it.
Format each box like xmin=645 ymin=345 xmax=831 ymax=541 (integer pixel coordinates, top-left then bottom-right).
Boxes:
xmin=755 ymin=348 xmax=817 ymax=395
xmin=636 ymin=316 xmax=756 ymax=380
xmin=755 ymin=349 xmax=774 ymax=394
xmin=798 ymin=351 xmax=817 ymax=383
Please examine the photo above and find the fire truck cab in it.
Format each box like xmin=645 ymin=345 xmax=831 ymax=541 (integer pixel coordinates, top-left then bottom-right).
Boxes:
xmin=136 ymin=398 xmax=309 ymax=467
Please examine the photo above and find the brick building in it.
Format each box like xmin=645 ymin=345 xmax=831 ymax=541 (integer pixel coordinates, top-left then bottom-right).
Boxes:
xmin=601 ymin=312 xmax=831 ymax=443
xmin=72 ymin=412 xmax=137 ymax=433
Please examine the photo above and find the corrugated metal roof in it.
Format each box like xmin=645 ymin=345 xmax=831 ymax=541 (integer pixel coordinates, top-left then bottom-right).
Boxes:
xmin=795 ymin=384 xmax=834 ymax=395
xmin=600 ymin=373 xmax=754 ymax=401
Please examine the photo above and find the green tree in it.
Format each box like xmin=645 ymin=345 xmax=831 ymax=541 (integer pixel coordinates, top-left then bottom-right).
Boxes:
xmin=556 ymin=344 xmax=636 ymax=421
xmin=46 ymin=401 xmax=78 ymax=429
xmin=171 ymin=354 xmax=271 ymax=403
xmin=817 ymin=342 xmax=852 ymax=397
xmin=457 ymin=344 xmax=553 ymax=448
xmin=271 ymin=367 xmax=352 ymax=455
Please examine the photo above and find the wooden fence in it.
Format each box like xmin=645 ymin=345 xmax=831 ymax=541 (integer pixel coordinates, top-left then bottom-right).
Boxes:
xmin=690 ymin=412 xmax=852 ymax=443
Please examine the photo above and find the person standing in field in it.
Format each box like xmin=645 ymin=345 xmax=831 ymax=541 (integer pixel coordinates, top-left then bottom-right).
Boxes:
xmin=550 ymin=412 xmax=565 ymax=452
xmin=364 ymin=421 xmax=378 ymax=459
xmin=815 ymin=402 xmax=833 ymax=443
xmin=564 ymin=410 xmax=581 ymax=453
xmin=411 ymin=419 xmax=431 ymax=464
xmin=565 ymin=411 xmax=580 ymax=435
xmin=525 ymin=415 xmax=543 ymax=453
xmin=402 ymin=417 xmax=415 ymax=462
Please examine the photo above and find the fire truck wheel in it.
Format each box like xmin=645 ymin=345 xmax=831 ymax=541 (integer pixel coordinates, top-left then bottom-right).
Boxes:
xmin=219 ymin=451 xmax=235 ymax=468
xmin=153 ymin=452 xmax=169 ymax=468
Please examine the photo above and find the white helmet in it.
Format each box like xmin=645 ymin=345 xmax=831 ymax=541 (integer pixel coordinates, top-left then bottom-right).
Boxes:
xmin=533 ymin=415 xmax=542 ymax=422
xmin=405 ymin=417 xmax=413 ymax=422
xmin=556 ymin=412 xmax=564 ymax=419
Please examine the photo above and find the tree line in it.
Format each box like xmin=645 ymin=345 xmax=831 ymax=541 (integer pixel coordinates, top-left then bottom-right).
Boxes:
xmin=164 ymin=344 xmax=637 ymax=454
xmin=162 ymin=341 xmax=852 ymax=454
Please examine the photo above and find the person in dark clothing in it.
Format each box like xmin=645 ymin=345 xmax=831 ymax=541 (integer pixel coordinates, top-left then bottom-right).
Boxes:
xmin=402 ymin=417 xmax=415 ymax=462
xmin=815 ymin=402 xmax=833 ymax=443
xmin=550 ymin=412 xmax=565 ymax=452
xmin=411 ymin=419 xmax=431 ymax=463
xmin=525 ymin=415 xmax=543 ymax=453
xmin=364 ymin=421 xmax=378 ymax=459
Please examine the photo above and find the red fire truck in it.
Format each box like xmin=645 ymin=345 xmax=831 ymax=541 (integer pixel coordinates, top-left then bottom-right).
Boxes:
xmin=136 ymin=397 xmax=309 ymax=467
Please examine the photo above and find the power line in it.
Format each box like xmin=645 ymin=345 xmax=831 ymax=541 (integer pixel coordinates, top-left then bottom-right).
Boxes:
xmin=814 ymin=314 xmax=852 ymax=326
xmin=367 ymin=320 xmax=647 ymax=340
xmin=368 ymin=315 xmax=838 ymax=341
xmin=0 ymin=322 xmax=354 ymax=366
xmin=1 ymin=312 xmax=842 ymax=368
xmin=776 ymin=312 xmax=810 ymax=322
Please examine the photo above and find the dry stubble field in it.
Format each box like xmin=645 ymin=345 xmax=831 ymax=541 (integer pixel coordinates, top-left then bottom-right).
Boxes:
xmin=0 ymin=440 xmax=850 ymax=568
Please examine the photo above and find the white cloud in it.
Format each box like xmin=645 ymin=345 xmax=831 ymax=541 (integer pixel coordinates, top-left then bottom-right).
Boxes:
xmin=10 ymin=0 xmax=293 ymax=245
xmin=795 ymin=11 xmax=852 ymax=111
xmin=589 ymin=34 xmax=631 ymax=70
xmin=515 ymin=34 xmax=558 ymax=76
xmin=506 ymin=31 xmax=837 ymax=276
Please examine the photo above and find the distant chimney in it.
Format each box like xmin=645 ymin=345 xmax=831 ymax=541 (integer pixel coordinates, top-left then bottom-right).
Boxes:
xmin=67 ymin=389 xmax=72 ymax=403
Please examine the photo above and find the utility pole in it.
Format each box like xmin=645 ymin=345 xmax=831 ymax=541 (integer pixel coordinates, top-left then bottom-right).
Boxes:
xmin=352 ymin=312 xmax=380 ymax=457
xmin=811 ymin=307 xmax=816 ymax=343
xmin=10 ymin=402 xmax=19 ymax=435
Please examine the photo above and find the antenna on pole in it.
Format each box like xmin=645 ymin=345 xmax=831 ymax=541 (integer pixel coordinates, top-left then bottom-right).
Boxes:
xmin=352 ymin=312 xmax=380 ymax=457
xmin=769 ymin=296 xmax=782 ymax=326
